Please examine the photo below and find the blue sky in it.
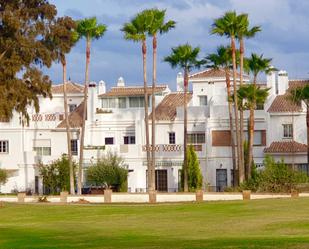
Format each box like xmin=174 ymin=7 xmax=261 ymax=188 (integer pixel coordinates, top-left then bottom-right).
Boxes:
xmin=47 ymin=0 xmax=309 ymax=90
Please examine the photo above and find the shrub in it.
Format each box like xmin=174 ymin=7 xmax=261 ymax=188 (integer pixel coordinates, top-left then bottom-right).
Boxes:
xmin=240 ymin=155 xmax=309 ymax=193
xmin=180 ymin=145 xmax=203 ymax=192
xmin=86 ymin=152 xmax=128 ymax=192
xmin=39 ymin=155 xmax=77 ymax=195
xmin=0 ymin=169 xmax=8 ymax=188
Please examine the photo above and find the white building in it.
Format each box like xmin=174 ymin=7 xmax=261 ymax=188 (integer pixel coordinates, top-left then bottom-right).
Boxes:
xmin=0 ymin=69 xmax=308 ymax=193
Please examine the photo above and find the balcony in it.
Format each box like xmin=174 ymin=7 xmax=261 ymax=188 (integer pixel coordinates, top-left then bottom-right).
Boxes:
xmin=142 ymin=144 xmax=204 ymax=153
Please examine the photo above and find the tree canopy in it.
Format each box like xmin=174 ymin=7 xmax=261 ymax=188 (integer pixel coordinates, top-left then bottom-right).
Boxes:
xmin=0 ymin=0 xmax=76 ymax=122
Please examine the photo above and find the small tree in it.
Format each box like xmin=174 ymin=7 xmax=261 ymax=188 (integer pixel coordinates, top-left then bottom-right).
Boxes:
xmin=0 ymin=169 xmax=8 ymax=191
xmin=39 ymin=155 xmax=77 ymax=195
xmin=181 ymin=145 xmax=203 ymax=192
xmin=86 ymin=152 xmax=128 ymax=192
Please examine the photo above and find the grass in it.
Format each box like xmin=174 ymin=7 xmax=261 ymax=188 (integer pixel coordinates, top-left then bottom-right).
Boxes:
xmin=0 ymin=198 xmax=309 ymax=249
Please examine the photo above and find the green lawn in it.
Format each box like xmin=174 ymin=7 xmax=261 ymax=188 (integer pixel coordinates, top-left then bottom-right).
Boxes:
xmin=0 ymin=198 xmax=309 ymax=249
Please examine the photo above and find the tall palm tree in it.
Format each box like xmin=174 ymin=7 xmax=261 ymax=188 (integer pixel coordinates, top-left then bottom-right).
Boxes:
xmin=211 ymin=11 xmax=244 ymax=183
xmin=290 ymin=84 xmax=309 ymax=175
xmin=244 ymin=53 xmax=274 ymax=179
xmin=236 ymin=14 xmax=261 ymax=179
xmin=76 ymin=17 xmax=107 ymax=195
xmin=145 ymin=8 xmax=175 ymax=191
xmin=121 ymin=12 xmax=153 ymax=191
xmin=49 ymin=17 xmax=78 ymax=194
xmin=164 ymin=44 xmax=204 ymax=192
xmin=206 ymin=45 xmax=238 ymax=186
xmin=237 ymin=84 xmax=269 ymax=179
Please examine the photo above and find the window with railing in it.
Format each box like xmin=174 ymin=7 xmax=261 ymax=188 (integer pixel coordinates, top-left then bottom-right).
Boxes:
xmin=283 ymin=124 xmax=293 ymax=138
xmin=0 ymin=140 xmax=9 ymax=153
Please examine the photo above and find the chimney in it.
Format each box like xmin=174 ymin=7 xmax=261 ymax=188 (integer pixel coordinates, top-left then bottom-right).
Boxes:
xmin=277 ymin=70 xmax=289 ymax=95
xmin=266 ymin=67 xmax=276 ymax=96
xmin=177 ymin=72 xmax=184 ymax=92
xmin=87 ymin=81 xmax=98 ymax=123
xmin=98 ymin=80 xmax=106 ymax=95
xmin=117 ymin=77 xmax=125 ymax=87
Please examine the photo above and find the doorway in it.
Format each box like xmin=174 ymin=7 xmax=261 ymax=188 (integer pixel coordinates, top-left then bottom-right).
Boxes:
xmin=155 ymin=169 xmax=168 ymax=192
xmin=216 ymin=169 xmax=227 ymax=192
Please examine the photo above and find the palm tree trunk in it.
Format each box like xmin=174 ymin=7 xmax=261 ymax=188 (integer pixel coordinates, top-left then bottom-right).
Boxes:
xmin=183 ymin=68 xmax=189 ymax=192
xmin=247 ymin=75 xmax=257 ymax=180
xmin=231 ymin=36 xmax=243 ymax=184
xmin=306 ymin=105 xmax=309 ymax=175
xmin=151 ymin=34 xmax=157 ymax=192
xmin=62 ymin=57 xmax=75 ymax=195
xmin=238 ymin=37 xmax=245 ymax=183
xmin=225 ymin=69 xmax=237 ymax=187
xmin=78 ymin=36 xmax=90 ymax=195
xmin=142 ymin=40 xmax=151 ymax=192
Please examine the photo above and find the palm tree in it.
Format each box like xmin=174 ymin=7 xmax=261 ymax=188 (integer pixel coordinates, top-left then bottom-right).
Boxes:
xmin=244 ymin=53 xmax=274 ymax=179
xmin=145 ymin=8 xmax=175 ymax=191
xmin=121 ymin=12 xmax=153 ymax=191
xmin=206 ymin=45 xmax=238 ymax=186
xmin=211 ymin=11 xmax=244 ymax=183
xmin=49 ymin=17 xmax=78 ymax=194
xmin=290 ymin=85 xmax=309 ymax=175
xmin=164 ymin=44 xmax=204 ymax=192
xmin=236 ymin=14 xmax=261 ymax=177
xmin=76 ymin=17 xmax=107 ymax=195
xmin=237 ymin=84 xmax=269 ymax=178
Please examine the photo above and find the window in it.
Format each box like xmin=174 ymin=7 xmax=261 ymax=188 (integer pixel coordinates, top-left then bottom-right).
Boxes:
xmin=199 ymin=96 xmax=207 ymax=106
xmin=283 ymin=124 xmax=293 ymax=138
xmin=68 ymin=104 xmax=77 ymax=113
xmin=102 ymin=98 xmax=116 ymax=109
xmin=105 ymin=137 xmax=114 ymax=145
xmin=0 ymin=140 xmax=9 ymax=153
xmin=129 ymin=96 xmax=149 ymax=108
xmin=255 ymin=103 xmax=264 ymax=110
xmin=169 ymin=132 xmax=176 ymax=144
xmin=33 ymin=147 xmax=51 ymax=156
xmin=124 ymin=136 xmax=135 ymax=144
xmin=244 ymin=131 xmax=262 ymax=145
xmin=118 ymin=97 xmax=127 ymax=108
xmin=71 ymin=139 xmax=78 ymax=155
xmin=187 ymin=133 xmax=205 ymax=144
xmin=296 ymin=164 xmax=309 ymax=176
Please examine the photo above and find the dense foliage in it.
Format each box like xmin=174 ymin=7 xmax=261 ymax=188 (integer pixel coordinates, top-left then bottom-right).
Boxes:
xmin=0 ymin=0 xmax=76 ymax=122
xmin=180 ymin=145 xmax=203 ymax=192
xmin=39 ymin=155 xmax=77 ymax=195
xmin=86 ymin=153 xmax=128 ymax=192
xmin=0 ymin=169 xmax=8 ymax=187
xmin=240 ymin=155 xmax=309 ymax=193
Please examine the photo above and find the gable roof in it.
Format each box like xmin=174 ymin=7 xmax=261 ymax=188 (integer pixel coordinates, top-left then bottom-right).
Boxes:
xmin=264 ymin=141 xmax=307 ymax=154
xmin=267 ymin=79 xmax=309 ymax=113
xmin=149 ymin=92 xmax=192 ymax=121
xmin=57 ymin=101 xmax=84 ymax=128
xmin=99 ymin=85 xmax=168 ymax=97
xmin=52 ymin=82 xmax=84 ymax=94
xmin=189 ymin=68 xmax=249 ymax=80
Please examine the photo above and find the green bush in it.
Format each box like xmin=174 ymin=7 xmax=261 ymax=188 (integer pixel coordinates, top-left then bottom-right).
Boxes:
xmin=240 ymin=155 xmax=309 ymax=193
xmin=86 ymin=152 xmax=128 ymax=192
xmin=180 ymin=145 xmax=203 ymax=192
xmin=39 ymin=155 xmax=77 ymax=195
xmin=0 ymin=169 xmax=8 ymax=187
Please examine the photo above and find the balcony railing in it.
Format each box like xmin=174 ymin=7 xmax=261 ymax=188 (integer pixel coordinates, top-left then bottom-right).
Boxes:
xmin=142 ymin=144 xmax=203 ymax=152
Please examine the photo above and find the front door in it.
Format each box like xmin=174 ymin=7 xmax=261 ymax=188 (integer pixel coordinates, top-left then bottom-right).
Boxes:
xmin=216 ymin=169 xmax=227 ymax=192
xmin=155 ymin=170 xmax=168 ymax=192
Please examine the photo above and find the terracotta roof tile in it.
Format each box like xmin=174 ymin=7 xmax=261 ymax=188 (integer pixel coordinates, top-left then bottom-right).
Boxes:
xmin=267 ymin=79 xmax=309 ymax=113
xmin=99 ymin=85 xmax=168 ymax=97
xmin=57 ymin=101 xmax=84 ymax=128
xmin=149 ymin=92 xmax=192 ymax=121
xmin=189 ymin=68 xmax=249 ymax=80
xmin=264 ymin=141 xmax=307 ymax=153
xmin=52 ymin=82 xmax=84 ymax=94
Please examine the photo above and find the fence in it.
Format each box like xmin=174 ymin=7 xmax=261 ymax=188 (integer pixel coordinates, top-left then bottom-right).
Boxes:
xmin=1 ymin=190 xmax=308 ymax=204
